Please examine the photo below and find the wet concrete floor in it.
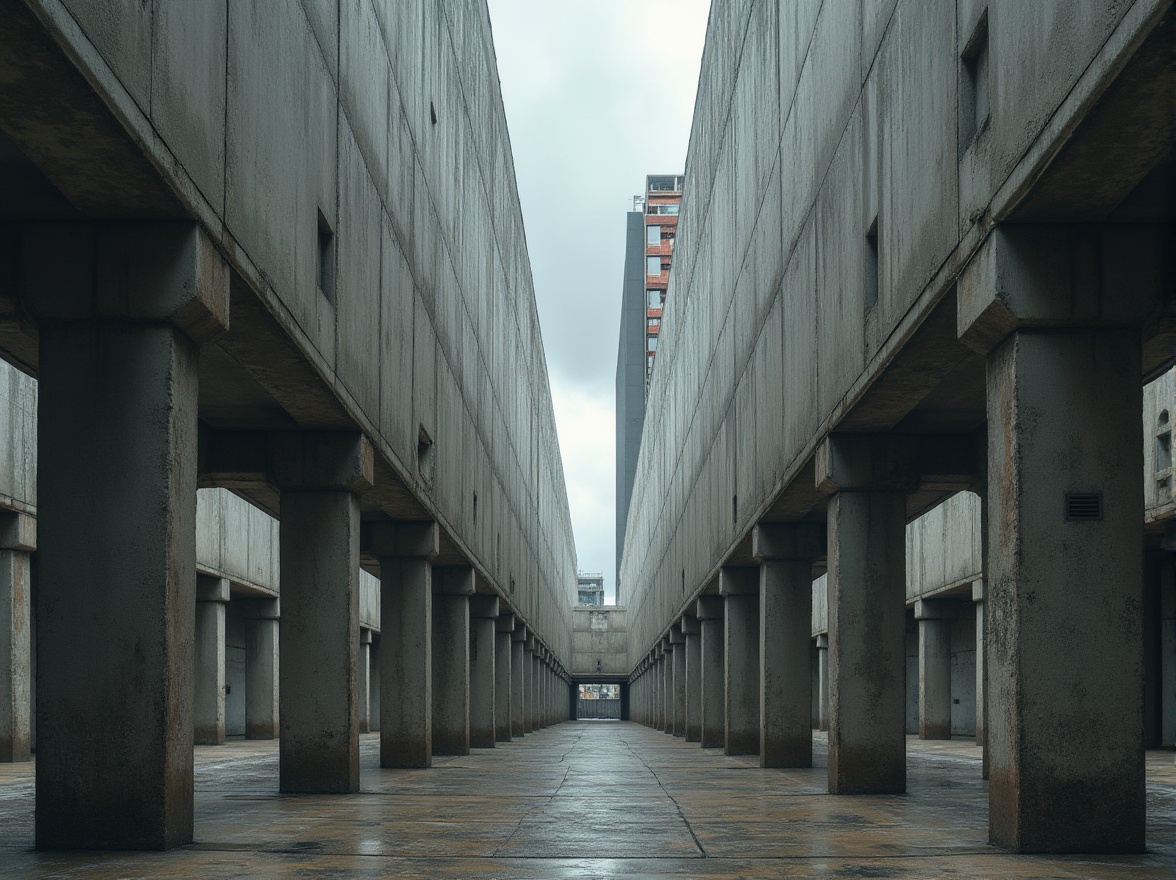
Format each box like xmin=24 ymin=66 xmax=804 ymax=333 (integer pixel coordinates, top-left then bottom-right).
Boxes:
xmin=0 ymin=722 xmax=1173 ymax=878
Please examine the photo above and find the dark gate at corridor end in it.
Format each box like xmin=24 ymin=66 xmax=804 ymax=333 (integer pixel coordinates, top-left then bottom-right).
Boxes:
xmin=574 ymin=683 xmax=626 ymax=720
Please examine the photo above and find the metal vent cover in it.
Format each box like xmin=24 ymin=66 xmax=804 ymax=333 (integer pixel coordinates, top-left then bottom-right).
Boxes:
xmin=1065 ymin=492 xmax=1103 ymax=522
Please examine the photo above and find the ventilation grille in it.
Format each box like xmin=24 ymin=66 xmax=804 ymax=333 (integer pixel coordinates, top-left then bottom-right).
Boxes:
xmin=1065 ymin=492 xmax=1102 ymax=522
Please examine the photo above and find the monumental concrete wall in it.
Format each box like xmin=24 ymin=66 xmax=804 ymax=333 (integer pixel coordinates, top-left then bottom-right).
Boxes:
xmin=0 ymin=0 xmax=574 ymax=660
xmin=620 ymin=0 xmax=1171 ymax=659
xmin=571 ymin=606 xmax=630 ymax=678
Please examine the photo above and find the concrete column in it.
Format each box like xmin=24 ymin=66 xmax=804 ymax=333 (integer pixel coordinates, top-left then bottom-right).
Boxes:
xmin=369 ymin=638 xmax=381 ymax=733
xmin=960 ymin=225 xmax=1154 ymax=851
xmin=432 ymin=567 xmax=473 ymax=756
xmin=358 ymin=629 xmax=372 ymax=734
xmin=917 ymin=599 xmax=957 ymax=740
xmin=469 ymin=595 xmax=498 ymax=749
xmin=816 ymin=634 xmax=829 ymax=732
xmin=0 ymin=513 xmax=33 ymax=763
xmin=683 ymin=616 xmax=701 ymax=742
xmin=29 ymin=221 xmax=228 ymax=850
xmin=275 ymin=432 xmax=372 ymax=794
xmin=721 ymin=567 xmax=759 ymax=756
xmin=696 ymin=596 xmax=725 ymax=748
xmin=495 ymin=615 xmax=514 ymax=742
xmin=531 ymin=651 xmax=542 ymax=729
xmin=511 ymin=630 xmax=526 ymax=737
xmin=243 ymin=602 xmax=279 ymax=740
xmin=817 ymin=434 xmax=914 ymax=795
xmin=973 ymin=580 xmax=987 ymax=753
xmin=670 ymin=627 xmax=686 ymax=737
xmin=194 ymin=576 xmax=229 ymax=745
xmin=658 ymin=649 xmax=669 ymax=732
xmin=366 ymin=521 xmax=438 ymax=768
xmin=753 ymin=523 xmax=823 ymax=768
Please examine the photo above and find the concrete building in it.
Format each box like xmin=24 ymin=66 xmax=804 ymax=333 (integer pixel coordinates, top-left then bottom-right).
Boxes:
xmin=622 ymin=0 xmax=1175 ymax=856
xmin=576 ymin=572 xmax=605 ymax=606
xmin=0 ymin=0 xmax=575 ymax=851
xmin=615 ymin=175 xmax=684 ymax=596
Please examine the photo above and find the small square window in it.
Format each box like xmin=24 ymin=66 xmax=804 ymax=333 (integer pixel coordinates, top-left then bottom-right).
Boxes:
xmin=647 ymin=256 xmax=661 ymax=276
xmin=647 ymin=224 xmax=661 ymax=246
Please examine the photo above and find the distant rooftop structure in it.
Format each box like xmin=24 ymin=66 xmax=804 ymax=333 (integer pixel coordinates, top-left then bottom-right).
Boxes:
xmin=576 ymin=572 xmax=605 ymax=606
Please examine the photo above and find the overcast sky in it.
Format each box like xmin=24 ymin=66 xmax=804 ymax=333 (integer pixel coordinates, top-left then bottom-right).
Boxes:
xmin=486 ymin=1 xmax=711 ymax=604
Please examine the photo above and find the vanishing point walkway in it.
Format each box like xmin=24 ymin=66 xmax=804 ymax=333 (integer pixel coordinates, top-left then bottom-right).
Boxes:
xmin=0 ymin=722 xmax=1173 ymax=878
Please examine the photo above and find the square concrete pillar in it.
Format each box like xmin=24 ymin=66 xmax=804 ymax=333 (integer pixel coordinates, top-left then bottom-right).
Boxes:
xmin=973 ymin=579 xmax=987 ymax=775
xmin=432 ymin=566 xmax=473 ymax=756
xmin=194 ymin=576 xmax=229 ymax=745
xmin=985 ymin=329 xmax=1144 ymax=850
xmin=720 ymin=568 xmax=760 ymax=756
xmin=369 ymin=638 xmax=381 ymax=733
xmin=696 ymin=596 xmax=725 ymax=748
xmin=495 ymin=615 xmax=515 ymax=742
xmin=753 ymin=523 xmax=823 ymax=768
xmin=682 ymin=616 xmax=701 ymax=742
xmin=274 ymin=432 xmax=372 ymax=794
xmin=243 ymin=601 xmax=279 ymax=740
xmin=960 ymin=225 xmax=1156 ymax=851
xmin=817 ymin=434 xmax=915 ymax=795
xmin=511 ymin=629 xmax=527 ymax=737
xmin=658 ymin=649 xmax=669 ymax=732
xmin=916 ymin=599 xmax=957 ymax=740
xmin=31 ymin=221 xmax=229 ymax=849
xmin=469 ymin=595 xmax=498 ymax=749
xmin=816 ymin=634 xmax=829 ymax=732
xmin=358 ymin=629 xmax=372 ymax=734
xmin=0 ymin=517 xmax=33 ymax=763
xmin=531 ymin=651 xmax=542 ymax=729
xmin=365 ymin=521 xmax=438 ymax=768
xmin=670 ymin=627 xmax=686 ymax=737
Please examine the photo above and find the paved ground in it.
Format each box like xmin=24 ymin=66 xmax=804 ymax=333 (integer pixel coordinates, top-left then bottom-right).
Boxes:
xmin=0 ymin=722 xmax=1172 ymax=878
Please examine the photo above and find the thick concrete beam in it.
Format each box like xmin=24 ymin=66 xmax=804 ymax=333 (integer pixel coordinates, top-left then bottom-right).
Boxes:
xmin=367 ymin=521 xmax=438 ymax=768
xmin=275 ymin=432 xmax=371 ymax=794
xmin=753 ymin=523 xmax=823 ymax=768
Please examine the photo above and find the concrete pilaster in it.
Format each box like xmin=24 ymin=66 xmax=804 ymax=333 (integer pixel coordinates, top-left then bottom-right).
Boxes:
xmin=818 ymin=435 xmax=913 ymax=795
xmin=721 ymin=568 xmax=759 ymax=756
xmin=31 ymin=222 xmax=228 ymax=849
xmin=696 ymin=596 xmax=725 ymax=748
xmin=0 ymin=516 xmax=32 ymax=763
xmin=194 ymin=576 xmax=229 ymax=745
xmin=973 ymin=580 xmax=987 ymax=758
xmin=358 ymin=629 xmax=372 ymax=734
xmin=275 ymin=432 xmax=371 ymax=794
xmin=495 ymin=616 xmax=514 ymax=742
xmin=469 ymin=595 xmax=498 ymax=749
xmin=365 ymin=520 xmax=439 ymax=768
xmin=917 ymin=600 xmax=957 ymax=740
xmin=683 ymin=616 xmax=701 ymax=742
xmin=753 ymin=523 xmax=823 ymax=768
xmin=432 ymin=567 xmax=473 ymax=756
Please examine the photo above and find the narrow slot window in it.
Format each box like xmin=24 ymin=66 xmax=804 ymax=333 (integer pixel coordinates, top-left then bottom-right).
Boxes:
xmin=865 ymin=217 xmax=879 ymax=310
xmin=961 ymin=11 xmax=990 ymax=149
xmin=316 ymin=210 xmax=335 ymax=302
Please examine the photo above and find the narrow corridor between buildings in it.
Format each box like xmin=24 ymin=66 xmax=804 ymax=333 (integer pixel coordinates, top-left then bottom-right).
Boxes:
xmin=0 ymin=722 xmax=1173 ymax=878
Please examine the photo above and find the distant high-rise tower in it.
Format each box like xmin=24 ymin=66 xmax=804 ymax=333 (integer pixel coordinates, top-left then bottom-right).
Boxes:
xmin=615 ymin=174 xmax=684 ymax=597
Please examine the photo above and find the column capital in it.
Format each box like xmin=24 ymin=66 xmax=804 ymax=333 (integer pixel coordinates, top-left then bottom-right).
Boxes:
xmin=815 ymin=434 xmax=919 ymax=495
xmin=495 ymin=613 xmax=517 ymax=633
xmin=815 ymin=633 xmax=828 ymax=649
xmin=0 ymin=510 xmax=35 ymax=552
xmin=958 ymin=223 xmax=1162 ymax=355
xmin=752 ymin=523 xmax=825 ymax=562
xmin=695 ymin=595 xmax=725 ymax=619
xmin=469 ymin=595 xmax=500 ymax=618
xmin=971 ymin=579 xmax=985 ymax=603
xmin=22 ymin=221 xmax=229 ymax=343
xmin=914 ymin=598 xmax=961 ymax=621
xmin=718 ymin=566 xmax=758 ymax=596
xmin=271 ymin=432 xmax=373 ymax=493
xmin=362 ymin=520 xmax=438 ymax=560
xmin=433 ymin=565 xmax=475 ymax=596
xmin=196 ymin=574 xmax=230 ymax=603
xmin=679 ymin=615 xmax=701 ymax=635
